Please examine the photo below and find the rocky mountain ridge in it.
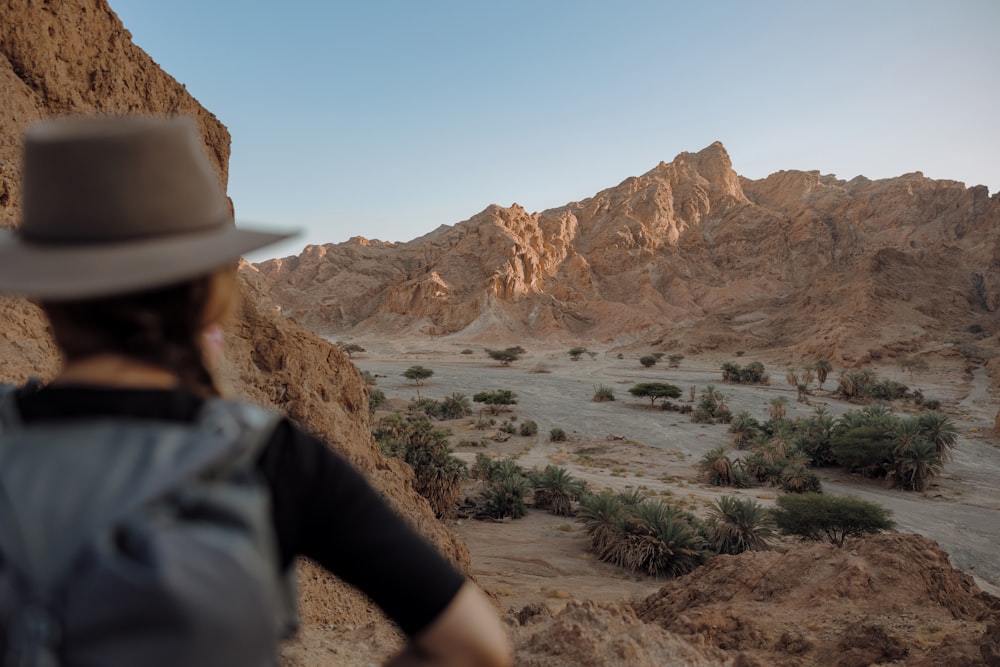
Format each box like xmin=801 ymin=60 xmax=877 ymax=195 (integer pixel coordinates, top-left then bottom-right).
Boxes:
xmin=256 ymin=142 xmax=1000 ymax=371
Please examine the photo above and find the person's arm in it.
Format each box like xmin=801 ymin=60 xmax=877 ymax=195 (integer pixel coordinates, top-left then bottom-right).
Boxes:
xmin=260 ymin=422 xmax=513 ymax=664
xmin=385 ymin=581 xmax=513 ymax=667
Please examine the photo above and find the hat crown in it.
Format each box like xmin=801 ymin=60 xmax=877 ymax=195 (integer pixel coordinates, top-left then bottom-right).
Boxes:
xmin=22 ymin=116 xmax=231 ymax=245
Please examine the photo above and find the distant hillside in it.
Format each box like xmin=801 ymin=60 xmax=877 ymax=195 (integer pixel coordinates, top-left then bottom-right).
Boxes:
xmin=255 ymin=142 xmax=1000 ymax=367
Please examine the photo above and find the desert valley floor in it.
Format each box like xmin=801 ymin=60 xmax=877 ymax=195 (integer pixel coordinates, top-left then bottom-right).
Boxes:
xmin=348 ymin=342 xmax=1000 ymax=611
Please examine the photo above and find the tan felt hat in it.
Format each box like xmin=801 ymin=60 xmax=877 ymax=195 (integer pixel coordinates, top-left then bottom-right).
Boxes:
xmin=0 ymin=115 xmax=297 ymax=300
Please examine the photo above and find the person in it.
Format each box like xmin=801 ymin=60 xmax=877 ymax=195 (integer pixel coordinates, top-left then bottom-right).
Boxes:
xmin=0 ymin=116 xmax=513 ymax=667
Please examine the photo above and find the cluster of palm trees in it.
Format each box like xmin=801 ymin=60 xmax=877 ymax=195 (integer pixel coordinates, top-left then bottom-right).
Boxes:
xmin=469 ymin=456 xmax=588 ymax=520
xmin=716 ymin=404 xmax=958 ymax=494
xmin=577 ymin=490 xmax=778 ymax=575
xmin=720 ymin=360 xmax=769 ymax=384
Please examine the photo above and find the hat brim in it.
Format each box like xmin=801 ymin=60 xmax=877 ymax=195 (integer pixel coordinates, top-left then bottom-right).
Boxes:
xmin=0 ymin=224 xmax=297 ymax=300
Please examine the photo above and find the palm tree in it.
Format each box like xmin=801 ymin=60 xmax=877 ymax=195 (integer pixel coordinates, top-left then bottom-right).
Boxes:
xmin=729 ymin=411 xmax=759 ymax=449
xmin=768 ymin=396 xmax=789 ymax=421
xmin=891 ymin=416 xmax=924 ymax=456
xmin=578 ymin=492 xmax=625 ymax=555
xmin=531 ymin=465 xmax=586 ymax=516
xmin=801 ymin=366 xmax=815 ymax=388
xmin=814 ymin=359 xmax=833 ymax=390
xmin=785 ymin=368 xmax=800 ymax=389
xmin=705 ymin=496 xmax=776 ymax=554
xmin=895 ymin=439 xmax=943 ymax=491
xmin=699 ymin=446 xmax=736 ymax=486
xmin=917 ymin=411 xmax=959 ymax=462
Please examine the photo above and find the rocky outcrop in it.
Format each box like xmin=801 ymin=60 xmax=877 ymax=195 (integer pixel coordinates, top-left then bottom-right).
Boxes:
xmin=0 ymin=0 xmax=468 ymax=650
xmin=634 ymin=533 xmax=999 ymax=667
xmin=258 ymin=144 xmax=1000 ymax=372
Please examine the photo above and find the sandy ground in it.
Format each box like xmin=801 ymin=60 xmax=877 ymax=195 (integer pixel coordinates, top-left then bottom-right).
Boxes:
xmin=353 ymin=344 xmax=1000 ymax=611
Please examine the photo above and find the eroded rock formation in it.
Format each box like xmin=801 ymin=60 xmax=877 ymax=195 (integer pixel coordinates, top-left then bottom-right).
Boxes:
xmin=257 ymin=143 xmax=1000 ymax=371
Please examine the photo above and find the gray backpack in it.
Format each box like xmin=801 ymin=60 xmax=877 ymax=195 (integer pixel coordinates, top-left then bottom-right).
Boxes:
xmin=0 ymin=387 xmax=297 ymax=667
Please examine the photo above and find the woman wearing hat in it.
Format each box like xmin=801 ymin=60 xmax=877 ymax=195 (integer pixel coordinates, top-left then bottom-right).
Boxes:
xmin=0 ymin=117 xmax=512 ymax=667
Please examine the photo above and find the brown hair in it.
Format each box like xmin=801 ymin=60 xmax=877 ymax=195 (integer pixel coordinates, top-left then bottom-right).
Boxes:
xmin=42 ymin=267 xmax=237 ymax=397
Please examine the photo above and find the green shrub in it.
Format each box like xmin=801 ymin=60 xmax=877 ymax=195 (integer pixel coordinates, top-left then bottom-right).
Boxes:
xmin=549 ymin=427 xmax=567 ymax=442
xmin=519 ymin=420 xmax=538 ymax=436
xmin=368 ymin=388 xmax=387 ymax=413
xmin=771 ymin=493 xmax=894 ymax=547
xmin=592 ymin=385 xmax=615 ymax=402
xmin=639 ymin=355 xmax=658 ymax=368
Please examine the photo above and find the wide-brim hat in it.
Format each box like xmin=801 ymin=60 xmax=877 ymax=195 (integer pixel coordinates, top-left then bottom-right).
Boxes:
xmin=0 ymin=115 xmax=298 ymax=300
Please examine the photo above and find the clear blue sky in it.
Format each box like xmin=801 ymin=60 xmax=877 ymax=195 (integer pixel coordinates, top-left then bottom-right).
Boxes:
xmin=109 ymin=0 xmax=1000 ymax=261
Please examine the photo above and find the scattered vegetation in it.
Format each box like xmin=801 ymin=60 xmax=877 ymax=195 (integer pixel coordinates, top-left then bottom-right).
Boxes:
xmin=667 ymin=354 xmax=684 ymax=368
xmin=569 ymin=346 xmax=588 ymax=361
xmin=549 ymin=427 xmax=567 ymax=442
xmin=368 ymin=387 xmax=387 ymax=413
xmin=720 ymin=361 xmax=769 ymax=385
xmin=692 ymin=384 xmax=731 ymax=424
xmin=473 ymin=389 xmax=518 ymax=414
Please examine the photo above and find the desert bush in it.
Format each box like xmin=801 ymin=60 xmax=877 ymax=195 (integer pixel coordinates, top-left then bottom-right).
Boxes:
xmin=516 ymin=419 xmax=538 ymax=437
xmin=460 ymin=348 xmax=474 ymax=355
xmin=569 ymin=346 xmax=588 ymax=361
xmin=771 ymin=493 xmax=894 ymax=547
xmin=639 ymin=355 xmax=658 ymax=368
xmin=667 ymin=354 xmax=684 ymax=368
xmin=437 ymin=392 xmax=472 ymax=420
xmin=359 ymin=370 xmax=376 ymax=385
xmin=592 ymin=385 xmax=615 ymax=402
xmin=368 ymin=388 xmax=387 ymax=413
xmin=499 ymin=420 xmax=517 ymax=434
xmin=485 ymin=347 xmax=523 ymax=366
xmin=549 ymin=427 xmax=567 ymax=442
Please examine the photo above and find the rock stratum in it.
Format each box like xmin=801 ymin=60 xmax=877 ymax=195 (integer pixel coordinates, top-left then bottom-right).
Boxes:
xmin=256 ymin=143 xmax=1000 ymax=375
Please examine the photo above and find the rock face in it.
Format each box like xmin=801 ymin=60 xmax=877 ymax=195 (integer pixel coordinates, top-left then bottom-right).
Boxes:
xmin=258 ymin=143 xmax=1000 ymax=370
xmin=0 ymin=0 xmax=468 ymax=650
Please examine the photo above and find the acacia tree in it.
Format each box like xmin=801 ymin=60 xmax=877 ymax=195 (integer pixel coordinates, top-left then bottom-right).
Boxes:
xmin=771 ymin=493 xmax=894 ymax=547
xmin=485 ymin=347 xmax=523 ymax=366
xmin=337 ymin=342 xmax=365 ymax=358
xmin=473 ymin=389 xmax=518 ymax=414
xmin=627 ymin=382 xmax=682 ymax=408
xmin=402 ymin=365 xmax=434 ymax=386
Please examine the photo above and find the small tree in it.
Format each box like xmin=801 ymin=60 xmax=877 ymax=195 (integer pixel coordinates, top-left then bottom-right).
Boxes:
xmin=337 ymin=342 xmax=365 ymax=358
xmin=628 ymin=382 xmax=682 ymax=408
xmin=771 ymin=493 xmax=895 ymax=547
xmin=639 ymin=355 xmax=658 ymax=368
xmin=402 ymin=365 xmax=434 ymax=386
xmin=486 ymin=347 xmax=523 ymax=366
xmin=569 ymin=346 xmax=588 ymax=361
xmin=473 ymin=389 xmax=518 ymax=414
xmin=667 ymin=354 xmax=684 ymax=368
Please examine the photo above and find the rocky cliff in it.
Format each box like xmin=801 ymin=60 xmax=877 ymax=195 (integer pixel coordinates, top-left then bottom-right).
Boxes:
xmin=0 ymin=0 xmax=468 ymax=647
xmin=257 ymin=143 xmax=1000 ymax=370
